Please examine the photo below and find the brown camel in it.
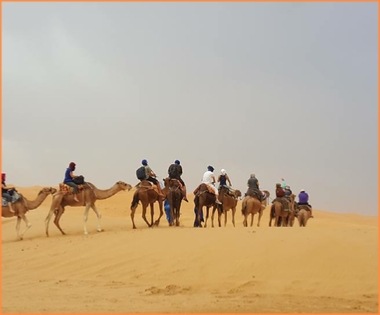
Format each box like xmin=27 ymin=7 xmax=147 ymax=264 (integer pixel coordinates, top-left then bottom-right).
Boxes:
xmin=297 ymin=205 xmax=312 ymax=227
xmin=269 ymin=194 xmax=296 ymax=227
xmin=163 ymin=177 xmax=183 ymax=227
xmin=211 ymin=186 xmax=242 ymax=227
xmin=193 ymin=183 xmax=217 ymax=228
xmin=2 ymin=187 xmax=57 ymax=240
xmin=130 ymin=180 xmax=165 ymax=229
xmin=45 ymin=181 xmax=132 ymax=236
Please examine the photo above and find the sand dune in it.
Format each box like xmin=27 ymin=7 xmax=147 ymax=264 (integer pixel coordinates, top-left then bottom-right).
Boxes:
xmin=1 ymin=186 xmax=378 ymax=313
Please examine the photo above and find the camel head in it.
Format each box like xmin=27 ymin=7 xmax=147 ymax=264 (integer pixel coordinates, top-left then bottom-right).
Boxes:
xmin=116 ymin=181 xmax=132 ymax=191
xmin=163 ymin=177 xmax=170 ymax=187
xmin=38 ymin=187 xmax=58 ymax=195
xmin=234 ymin=190 xmax=242 ymax=198
xmin=262 ymin=190 xmax=270 ymax=198
xmin=290 ymin=194 xmax=296 ymax=202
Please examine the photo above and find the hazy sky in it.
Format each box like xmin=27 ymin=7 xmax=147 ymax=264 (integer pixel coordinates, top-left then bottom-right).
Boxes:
xmin=2 ymin=2 xmax=378 ymax=215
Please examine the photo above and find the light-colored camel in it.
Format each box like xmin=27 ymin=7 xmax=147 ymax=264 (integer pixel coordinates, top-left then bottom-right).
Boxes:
xmin=2 ymin=187 xmax=57 ymax=240
xmin=241 ymin=197 xmax=261 ymax=227
xmin=45 ymin=181 xmax=132 ymax=236
xmin=241 ymin=190 xmax=270 ymax=228
xmin=130 ymin=180 xmax=165 ymax=229
xmin=297 ymin=205 xmax=312 ymax=227
xmin=269 ymin=194 xmax=296 ymax=227
xmin=211 ymin=186 xmax=242 ymax=227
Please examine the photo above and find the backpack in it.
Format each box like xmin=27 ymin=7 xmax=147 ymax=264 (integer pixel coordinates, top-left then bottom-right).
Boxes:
xmin=168 ymin=164 xmax=180 ymax=178
xmin=73 ymin=175 xmax=85 ymax=185
xmin=136 ymin=166 xmax=146 ymax=181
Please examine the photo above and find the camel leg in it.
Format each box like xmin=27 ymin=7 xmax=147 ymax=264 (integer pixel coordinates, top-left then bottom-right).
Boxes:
xmin=83 ymin=203 xmax=92 ymax=235
xmin=175 ymin=198 xmax=181 ymax=227
xmin=250 ymin=213 xmax=254 ymax=227
xmin=169 ymin=203 xmax=174 ymax=226
xmin=130 ymin=206 xmax=138 ymax=229
xmin=274 ymin=215 xmax=278 ymax=227
xmin=45 ymin=208 xmax=57 ymax=237
xmin=211 ymin=206 xmax=215 ymax=228
xmin=232 ymin=207 xmax=236 ymax=227
xmin=90 ymin=204 xmax=103 ymax=232
xmin=243 ymin=215 xmax=247 ymax=227
xmin=196 ymin=206 xmax=202 ymax=228
xmin=15 ymin=216 xmax=22 ymax=240
xmin=154 ymin=200 xmax=163 ymax=227
xmin=204 ymin=206 xmax=210 ymax=228
xmin=141 ymin=205 xmax=151 ymax=228
xmin=224 ymin=208 xmax=227 ymax=227
xmin=53 ymin=206 xmax=67 ymax=235
xmin=257 ymin=209 xmax=263 ymax=227
xmin=150 ymin=203 xmax=154 ymax=227
xmin=217 ymin=206 xmax=222 ymax=227
xmin=18 ymin=214 xmax=32 ymax=240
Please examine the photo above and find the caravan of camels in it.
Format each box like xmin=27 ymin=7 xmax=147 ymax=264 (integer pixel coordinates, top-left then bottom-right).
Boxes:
xmin=2 ymin=159 xmax=313 ymax=240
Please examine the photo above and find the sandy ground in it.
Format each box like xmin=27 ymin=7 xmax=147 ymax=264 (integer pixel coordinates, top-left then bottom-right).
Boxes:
xmin=1 ymin=185 xmax=378 ymax=314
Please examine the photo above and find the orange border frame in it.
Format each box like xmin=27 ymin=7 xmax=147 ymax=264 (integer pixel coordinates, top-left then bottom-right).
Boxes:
xmin=0 ymin=1 xmax=378 ymax=315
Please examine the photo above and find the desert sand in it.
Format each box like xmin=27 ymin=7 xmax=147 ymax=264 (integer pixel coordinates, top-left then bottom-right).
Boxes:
xmin=1 ymin=185 xmax=378 ymax=314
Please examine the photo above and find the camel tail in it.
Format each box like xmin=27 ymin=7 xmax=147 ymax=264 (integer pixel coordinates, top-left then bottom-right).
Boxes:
xmin=131 ymin=192 xmax=140 ymax=209
xmin=299 ymin=211 xmax=306 ymax=227
xmin=270 ymin=204 xmax=275 ymax=218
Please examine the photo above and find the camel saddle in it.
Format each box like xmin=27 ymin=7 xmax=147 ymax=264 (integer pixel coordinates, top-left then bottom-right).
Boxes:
xmin=2 ymin=191 xmax=22 ymax=207
xmin=298 ymin=204 xmax=312 ymax=211
xmin=245 ymin=188 xmax=263 ymax=202
xmin=136 ymin=180 xmax=160 ymax=194
xmin=193 ymin=183 xmax=216 ymax=196
xmin=219 ymin=185 xmax=236 ymax=198
xmin=59 ymin=183 xmax=88 ymax=195
xmin=272 ymin=197 xmax=290 ymax=211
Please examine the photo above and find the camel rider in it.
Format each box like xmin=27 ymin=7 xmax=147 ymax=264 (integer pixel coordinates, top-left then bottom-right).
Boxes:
xmin=281 ymin=178 xmax=287 ymax=189
xmin=2 ymin=173 xmax=15 ymax=213
xmin=298 ymin=189 xmax=313 ymax=218
xmin=217 ymin=169 xmax=232 ymax=189
xmin=245 ymin=174 xmax=263 ymax=202
xmin=141 ymin=159 xmax=165 ymax=198
xmin=284 ymin=185 xmax=292 ymax=201
xmin=167 ymin=159 xmax=188 ymax=202
xmin=274 ymin=183 xmax=290 ymax=211
xmin=63 ymin=162 xmax=80 ymax=202
xmin=201 ymin=166 xmax=222 ymax=204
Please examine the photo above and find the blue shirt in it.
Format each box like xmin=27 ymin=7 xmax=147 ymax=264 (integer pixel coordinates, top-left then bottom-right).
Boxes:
xmin=63 ymin=168 xmax=74 ymax=183
xmin=219 ymin=175 xmax=227 ymax=186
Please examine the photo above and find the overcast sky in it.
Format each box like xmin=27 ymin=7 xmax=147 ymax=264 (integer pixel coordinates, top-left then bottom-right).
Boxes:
xmin=2 ymin=2 xmax=378 ymax=215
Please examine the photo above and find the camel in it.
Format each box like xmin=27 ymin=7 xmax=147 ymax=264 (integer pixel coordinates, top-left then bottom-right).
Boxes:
xmin=241 ymin=196 xmax=264 ymax=227
xmin=193 ymin=183 xmax=217 ymax=228
xmin=163 ymin=177 xmax=183 ymax=227
xmin=2 ymin=187 xmax=57 ymax=240
xmin=211 ymin=186 xmax=242 ymax=227
xmin=240 ymin=189 xmax=270 ymax=228
xmin=130 ymin=180 xmax=165 ymax=229
xmin=297 ymin=205 xmax=312 ymax=227
xmin=45 ymin=181 xmax=132 ymax=236
xmin=269 ymin=194 xmax=296 ymax=227
xmin=261 ymin=190 xmax=270 ymax=206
